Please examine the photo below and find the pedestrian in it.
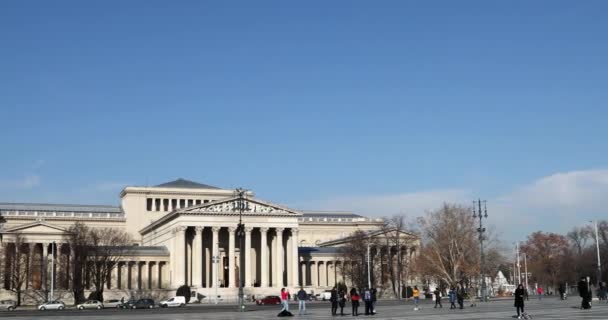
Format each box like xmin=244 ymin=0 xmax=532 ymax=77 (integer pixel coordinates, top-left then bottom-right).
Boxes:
xmin=338 ymin=289 xmax=346 ymax=316
xmin=536 ymin=286 xmax=543 ymax=300
xmin=371 ymin=287 xmax=377 ymax=314
xmin=363 ymin=287 xmax=373 ymax=315
xmin=412 ymin=286 xmax=420 ymax=310
xmin=456 ymin=284 xmax=465 ymax=310
xmin=280 ymin=287 xmax=290 ymax=312
xmin=433 ymin=287 xmax=442 ymax=308
xmin=514 ymin=284 xmax=525 ymax=319
xmin=579 ymin=277 xmax=591 ymax=309
xmin=350 ymin=288 xmax=360 ymax=316
xmin=558 ymin=284 xmax=566 ymax=300
xmin=297 ymin=286 xmax=307 ymax=315
xmin=330 ymin=286 xmax=338 ymax=316
xmin=448 ymin=287 xmax=456 ymax=309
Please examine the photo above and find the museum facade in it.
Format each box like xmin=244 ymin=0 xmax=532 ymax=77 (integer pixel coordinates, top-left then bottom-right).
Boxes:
xmin=0 ymin=179 xmax=418 ymax=303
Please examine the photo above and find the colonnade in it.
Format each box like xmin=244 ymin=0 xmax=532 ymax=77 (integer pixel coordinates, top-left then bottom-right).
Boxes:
xmin=171 ymin=225 xmax=299 ymax=289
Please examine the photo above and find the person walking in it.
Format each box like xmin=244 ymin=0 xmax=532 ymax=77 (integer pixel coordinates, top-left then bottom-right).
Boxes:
xmin=456 ymin=284 xmax=465 ymax=310
xmin=280 ymin=288 xmax=290 ymax=312
xmin=350 ymin=288 xmax=360 ymax=316
xmin=330 ymin=287 xmax=339 ymax=316
xmin=514 ymin=284 xmax=526 ymax=319
xmin=558 ymin=284 xmax=566 ymax=300
xmin=412 ymin=286 xmax=420 ymax=310
xmin=448 ymin=287 xmax=457 ymax=309
xmin=363 ymin=287 xmax=373 ymax=315
xmin=338 ymin=289 xmax=347 ymax=316
xmin=579 ymin=277 xmax=591 ymax=309
xmin=433 ymin=287 xmax=442 ymax=308
xmin=297 ymin=286 xmax=307 ymax=315
xmin=371 ymin=288 xmax=377 ymax=315
xmin=536 ymin=286 xmax=544 ymax=300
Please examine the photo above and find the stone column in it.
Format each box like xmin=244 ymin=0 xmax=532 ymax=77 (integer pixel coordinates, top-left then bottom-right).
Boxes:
xmin=228 ymin=226 xmax=236 ymax=288
xmin=27 ymin=243 xmax=34 ymax=289
xmin=300 ymin=262 xmax=307 ymax=286
xmin=42 ymin=243 xmax=48 ymax=290
xmin=211 ymin=226 xmax=220 ymax=288
xmin=290 ymin=229 xmax=299 ymax=286
xmin=119 ymin=262 xmax=127 ymax=289
xmin=205 ymin=246 xmax=211 ymax=288
xmin=275 ymin=228 xmax=284 ymax=287
xmin=311 ymin=261 xmax=318 ymax=287
xmin=193 ymin=227 xmax=203 ymax=287
xmin=111 ymin=263 xmax=119 ymax=289
xmin=174 ymin=226 xmax=187 ymax=286
xmin=244 ymin=227 xmax=252 ymax=287
xmin=260 ymin=227 xmax=269 ymax=287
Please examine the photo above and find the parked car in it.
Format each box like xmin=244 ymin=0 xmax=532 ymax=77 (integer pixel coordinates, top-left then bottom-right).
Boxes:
xmin=104 ymin=299 xmax=123 ymax=309
xmin=159 ymin=296 xmax=186 ymax=308
xmin=0 ymin=300 xmax=16 ymax=311
xmin=315 ymin=290 xmax=332 ymax=301
xmin=38 ymin=301 xmax=65 ymax=311
xmin=76 ymin=300 xmax=103 ymax=310
xmin=127 ymin=298 xmax=155 ymax=309
xmin=255 ymin=295 xmax=281 ymax=305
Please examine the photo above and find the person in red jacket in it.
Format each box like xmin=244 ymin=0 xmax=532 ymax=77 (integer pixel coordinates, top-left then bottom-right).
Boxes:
xmin=280 ymin=288 xmax=290 ymax=312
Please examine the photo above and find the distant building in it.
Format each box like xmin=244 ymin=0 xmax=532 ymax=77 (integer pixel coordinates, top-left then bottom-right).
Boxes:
xmin=0 ymin=178 xmax=419 ymax=302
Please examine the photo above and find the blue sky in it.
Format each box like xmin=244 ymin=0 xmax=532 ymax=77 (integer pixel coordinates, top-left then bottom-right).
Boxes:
xmin=1 ymin=1 xmax=607 ymax=241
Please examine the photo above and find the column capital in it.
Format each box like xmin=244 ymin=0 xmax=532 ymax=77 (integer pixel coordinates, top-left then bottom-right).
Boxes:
xmin=173 ymin=226 xmax=187 ymax=234
xmin=275 ymin=227 xmax=285 ymax=233
xmin=259 ymin=227 xmax=269 ymax=233
xmin=244 ymin=227 xmax=253 ymax=233
xmin=228 ymin=226 xmax=237 ymax=233
xmin=211 ymin=226 xmax=221 ymax=233
xmin=195 ymin=226 xmax=204 ymax=233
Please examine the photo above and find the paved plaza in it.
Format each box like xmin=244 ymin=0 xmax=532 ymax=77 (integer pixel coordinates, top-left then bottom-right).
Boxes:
xmin=0 ymin=298 xmax=607 ymax=320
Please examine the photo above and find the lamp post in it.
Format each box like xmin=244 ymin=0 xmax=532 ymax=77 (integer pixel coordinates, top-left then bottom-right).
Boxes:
xmin=592 ymin=220 xmax=602 ymax=287
xmin=366 ymin=242 xmax=371 ymax=289
xmin=50 ymin=241 xmax=55 ymax=301
xmin=473 ymin=199 xmax=488 ymax=302
xmin=235 ymin=188 xmax=248 ymax=312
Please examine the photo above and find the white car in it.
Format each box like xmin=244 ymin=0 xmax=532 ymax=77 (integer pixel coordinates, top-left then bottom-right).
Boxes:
xmin=159 ymin=296 xmax=186 ymax=308
xmin=0 ymin=300 xmax=16 ymax=311
xmin=76 ymin=300 xmax=103 ymax=310
xmin=38 ymin=300 xmax=65 ymax=311
xmin=104 ymin=299 xmax=123 ymax=308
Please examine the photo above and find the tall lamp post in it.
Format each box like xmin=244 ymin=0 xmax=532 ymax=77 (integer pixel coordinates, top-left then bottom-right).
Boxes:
xmin=592 ymin=220 xmax=602 ymax=287
xmin=473 ymin=199 xmax=488 ymax=302
xmin=235 ymin=188 xmax=248 ymax=312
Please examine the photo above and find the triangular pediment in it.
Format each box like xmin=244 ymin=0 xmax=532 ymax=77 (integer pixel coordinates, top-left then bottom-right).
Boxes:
xmin=3 ymin=221 xmax=69 ymax=235
xmin=181 ymin=197 xmax=302 ymax=216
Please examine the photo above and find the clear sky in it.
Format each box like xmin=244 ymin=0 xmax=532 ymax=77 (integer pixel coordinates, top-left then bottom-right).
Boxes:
xmin=1 ymin=1 xmax=607 ymax=242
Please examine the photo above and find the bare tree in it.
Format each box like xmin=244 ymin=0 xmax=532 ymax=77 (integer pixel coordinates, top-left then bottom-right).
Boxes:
xmin=339 ymin=230 xmax=378 ymax=289
xmin=380 ymin=215 xmax=416 ymax=299
xmin=415 ymin=204 xmax=479 ymax=287
xmin=0 ymin=233 xmax=34 ymax=306
xmin=65 ymin=222 xmax=132 ymax=304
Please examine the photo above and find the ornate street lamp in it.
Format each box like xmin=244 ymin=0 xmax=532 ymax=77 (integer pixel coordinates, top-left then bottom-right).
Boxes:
xmin=472 ymin=199 xmax=488 ymax=302
xmin=235 ymin=188 xmax=248 ymax=312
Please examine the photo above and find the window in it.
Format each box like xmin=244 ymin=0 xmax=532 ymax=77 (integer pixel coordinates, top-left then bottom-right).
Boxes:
xmin=146 ymin=198 xmax=153 ymax=211
xmin=163 ymin=199 xmax=169 ymax=211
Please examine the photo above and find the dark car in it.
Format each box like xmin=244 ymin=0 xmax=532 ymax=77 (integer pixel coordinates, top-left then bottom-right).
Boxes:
xmin=127 ymin=299 xmax=155 ymax=309
xmin=255 ymin=295 xmax=281 ymax=305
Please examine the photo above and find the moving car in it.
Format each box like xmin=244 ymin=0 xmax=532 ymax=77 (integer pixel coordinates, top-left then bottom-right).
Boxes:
xmin=315 ymin=290 xmax=332 ymax=301
xmin=159 ymin=296 xmax=186 ymax=308
xmin=104 ymin=299 xmax=123 ymax=308
xmin=76 ymin=300 xmax=103 ymax=310
xmin=255 ymin=295 xmax=281 ymax=305
xmin=127 ymin=298 xmax=155 ymax=309
xmin=0 ymin=300 xmax=16 ymax=311
xmin=38 ymin=301 xmax=65 ymax=311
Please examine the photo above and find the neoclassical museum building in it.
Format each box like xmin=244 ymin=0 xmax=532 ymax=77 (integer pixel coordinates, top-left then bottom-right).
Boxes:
xmin=0 ymin=179 xmax=419 ymax=302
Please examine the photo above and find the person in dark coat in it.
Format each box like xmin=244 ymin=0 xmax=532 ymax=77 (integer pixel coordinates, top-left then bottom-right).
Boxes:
xmin=514 ymin=284 xmax=525 ymax=319
xmin=579 ymin=277 xmax=591 ymax=309
xmin=448 ymin=287 xmax=457 ymax=309
xmin=338 ymin=289 xmax=347 ymax=316
xmin=371 ymin=288 xmax=377 ymax=314
xmin=456 ymin=284 xmax=465 ymax=309
xmin=363 ymin=287 xmax=373 ymax=315
xmin=330 ymin=287 xmax=339 ymax=316
xmin=433 ymin=288 xmax=442 ymax=308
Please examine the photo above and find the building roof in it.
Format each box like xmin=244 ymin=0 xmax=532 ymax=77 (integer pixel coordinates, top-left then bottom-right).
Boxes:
xmin=299 ymin=247 xmax=342 ymax=255
xmin=154 ymin=178 xmax=220 ymax=190
xmin=123 ymin=246 xmax=169 ymax=256
xmin=301 ymin=210 xmax=363 ymax=219
xmin=0 ymin=202 xmax=121 ymax=213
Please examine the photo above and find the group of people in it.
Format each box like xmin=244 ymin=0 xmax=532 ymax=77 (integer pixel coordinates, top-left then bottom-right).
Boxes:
xmin=287 ymin=286 xmax=377 ymax=316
